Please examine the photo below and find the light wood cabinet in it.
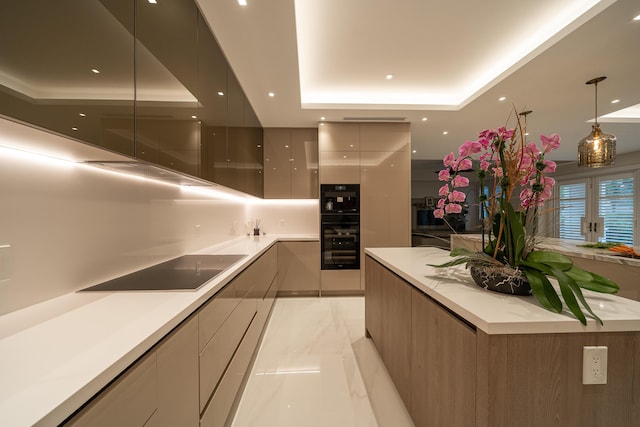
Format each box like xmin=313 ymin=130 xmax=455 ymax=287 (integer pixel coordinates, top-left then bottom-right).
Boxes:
xmin=278 ymin=241 xmax=320 ymax=295
xmin=67 ymin=352 xmax=157 ymax=427
xmin=410 ymin=287 xmax=476 ymax=427
xmin=263 ymin=128 xmax=318 ymax=198
xmin=157 ymin=315 xmax=199 ymax=427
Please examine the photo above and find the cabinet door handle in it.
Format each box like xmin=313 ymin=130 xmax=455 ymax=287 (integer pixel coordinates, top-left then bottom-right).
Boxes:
xmin=589 ymin=222 xmax=593 ymax=232
xmin=594 ymin=222 xmax=598 ymax=233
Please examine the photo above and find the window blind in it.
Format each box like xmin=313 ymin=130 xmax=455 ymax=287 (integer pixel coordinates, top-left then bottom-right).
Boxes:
xmin=559 ymin=183 xmax=586 ymax=241
xmin=598 ymin=177 xmax=634 ymax=245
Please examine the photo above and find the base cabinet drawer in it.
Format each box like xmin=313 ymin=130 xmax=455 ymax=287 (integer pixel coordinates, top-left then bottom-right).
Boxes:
xmin=200 ymin=316 xmax=263 ymax=427
xmin=199 ymin=299 xmax=257 ymax=413
xmin=66 ymin=352 xmax=157 ymax=427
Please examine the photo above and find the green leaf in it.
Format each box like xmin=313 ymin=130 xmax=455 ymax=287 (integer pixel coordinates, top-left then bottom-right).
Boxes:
xmin=506 ymin=204 xmax=525 ymax=265
xmin=522 ymin=267 xmax=562 ymax=313
xmin=525 ymin=251 xmax=573 ymax=271
xmin=551 ymin=266 xmax=605 ymax=326
xmin=566 ymin=266 xmax=619 ymax=294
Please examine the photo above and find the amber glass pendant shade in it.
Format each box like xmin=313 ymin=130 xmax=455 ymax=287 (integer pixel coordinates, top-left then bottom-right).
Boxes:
xmin=578 ymin=123 xmax=616 ymax=167
xmin=578 ymin=76 xmax=616 ymax=167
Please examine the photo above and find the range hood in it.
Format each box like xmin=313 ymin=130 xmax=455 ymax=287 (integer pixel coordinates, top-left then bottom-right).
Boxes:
xmin=85 ymin=160 xmax=216 ymax=187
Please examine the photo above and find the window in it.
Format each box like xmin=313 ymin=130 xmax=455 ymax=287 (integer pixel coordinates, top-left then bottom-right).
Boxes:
xmin=559 ymin=182 xmax=586 ymax=241
xmin=557 ymin=173 xmax=636 ymax=245
xmin=598 ymin=176 xmax=634 ymax=244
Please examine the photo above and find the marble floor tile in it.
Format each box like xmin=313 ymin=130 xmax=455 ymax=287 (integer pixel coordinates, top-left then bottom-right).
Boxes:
xmin=231 ymin=297 xmax=414 ymax=427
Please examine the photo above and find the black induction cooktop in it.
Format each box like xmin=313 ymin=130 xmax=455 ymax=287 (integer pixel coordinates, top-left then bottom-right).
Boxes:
xmin=80 ymin=254 xmax=246 ymax=292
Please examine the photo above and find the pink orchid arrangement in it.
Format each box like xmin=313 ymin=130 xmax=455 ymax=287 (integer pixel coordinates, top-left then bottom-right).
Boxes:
xmin=435 ymin=127 xmax=559 ymax=222
xmin=431 ymin=111 xmax=619 ymax=325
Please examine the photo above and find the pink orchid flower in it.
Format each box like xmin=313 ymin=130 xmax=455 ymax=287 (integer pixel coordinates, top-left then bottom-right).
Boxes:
xmin=540 ymin=134 xmax=561 ymax=153
xmin=438 ymin=169 xmax=451 ymax=181
xmin=451 ymin=175 xmax=470 ymax=188
xmin=438 ymin=184 xmax=450 ymax=196
xmin=433 ymin=208 xmax=445 ymax=219
xmin=445 ymin=203 xmax=463 ymax=214
xmin=443 ymin=152 xmax=456 ymax=167
xmin=448 ymin=190 xmax=466 ymax=203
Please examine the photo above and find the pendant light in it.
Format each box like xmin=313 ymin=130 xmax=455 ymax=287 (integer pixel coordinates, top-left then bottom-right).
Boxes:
xmin=578 ymin=76 xmax=616 ymax=167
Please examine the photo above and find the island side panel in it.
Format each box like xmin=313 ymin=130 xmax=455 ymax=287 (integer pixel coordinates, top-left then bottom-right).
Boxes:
xmin=477 ymin=330 xmax=640 ymax=427
xmin=411 ymin=287 xmax=476 ymax=427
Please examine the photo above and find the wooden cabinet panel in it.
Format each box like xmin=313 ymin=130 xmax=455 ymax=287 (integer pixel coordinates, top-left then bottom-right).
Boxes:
xmin=198 ymin=283 xmax=240 ymax=351
xmin=157 ymin=315 xmax=199 ymax=427
xmin=67 ymin=353 xmax=157 ymax=427
xmin=318 ymin=123 xmax=360 ymax=151
xmin=200 ymin=317 xmax=263 ymax=427
xmin=291 ymin=128 xmax=319 ymax=199
xmin=264 ymin=128 xmax=318 ymax=198
xmin=319 ymin=150 xmax=360 ymax=184
xmin=264 ymin=128 xmax=292 ymax=198
xmin=277 ymin=241 xmax=320 ymax=295
xmin=411 ymin=288 xmax=476 ymax=427
xmin=360 ymin=149 xmax=411 ymax=287
xmin=359 ymin=122 xmax=410 ymax=152
xmin=199 ymin=299 xmax=256 ymax=413
xmin=476 ymin=331 xmax=640 ymax=427
xmin=320 ymin=269 xmax=361 ymax=293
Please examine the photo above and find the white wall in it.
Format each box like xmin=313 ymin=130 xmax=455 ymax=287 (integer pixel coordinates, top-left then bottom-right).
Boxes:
xmin=0 ymin=126 xmax=318 ymax=315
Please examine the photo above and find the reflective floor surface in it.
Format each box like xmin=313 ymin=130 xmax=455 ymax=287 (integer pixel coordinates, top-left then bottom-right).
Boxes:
xmin=232 ymin=297 xmax=415 ymax=427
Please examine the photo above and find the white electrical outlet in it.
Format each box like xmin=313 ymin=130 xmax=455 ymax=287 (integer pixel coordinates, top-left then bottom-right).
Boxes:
xmin=583 ymin=346 xmax=608 ymax=385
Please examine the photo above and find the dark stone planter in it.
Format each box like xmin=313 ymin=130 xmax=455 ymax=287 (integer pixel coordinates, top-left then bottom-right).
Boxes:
xmin=469 ymin=264 xmax=532 ymax=296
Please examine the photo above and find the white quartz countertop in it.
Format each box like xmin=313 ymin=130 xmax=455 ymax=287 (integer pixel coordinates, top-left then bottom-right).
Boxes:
xmin=0 ymin=234 xmax=317 ymax=427
xmin=452 ymin=234 xmax=640 ymax=267
xmin=365 ymin=247 xmax=640 ymax=336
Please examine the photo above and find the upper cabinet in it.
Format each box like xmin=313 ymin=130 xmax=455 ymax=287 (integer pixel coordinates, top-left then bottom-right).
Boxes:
xmin=0 ymin=0 xmax=136 ymax=155
xmin=0 ymin=0 xmax=263 ymax=196
xmin=264 ymin=128 xmax=318 ymax=199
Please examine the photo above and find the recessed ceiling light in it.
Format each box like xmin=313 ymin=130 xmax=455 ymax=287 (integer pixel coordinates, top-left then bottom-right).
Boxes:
xmin=498 ymin=96 xmax=507 ymax=101
xmin=412 ymin=150 xmax=417 ymax=153
xmin=524 ymin=132 xmax=530 ymax=136
xmin=79 ymin=113 xmax=86 ymax=117
xmin=386 ymin=74 xmax=393 ymax=80
xmin=91 ymin=68 xmax=100 ymax=74
xmin=148 ymin=0 xmax=157 ymax=3
xmin=320 ymin=116 xmax=325 ymax=121
xmin=343 ymin=155 xmax=348 ymax=159
xmin=191 ymin=115 xmax=197 ymax=119
xmin=443 ymin=131 xmax=449 ymax=135
xmin=611 ymin=99 xmax=620 ymax=104
xmin=257 ymin=144 xmax=261 ymax=148
xmin=421 ymin=117 xmax=427 ymax=122
xmin=71 ymin=127 xmax=78 ymax=131
xmin=268 ymin=92 xmax=275 ymax=97
xmin=217 ymin=91 xmax=224 ymax=96
xmin=238 ymin=0 xmax=247 ymax=5
xmin=633 ymin=14 xmax=640 ymax=21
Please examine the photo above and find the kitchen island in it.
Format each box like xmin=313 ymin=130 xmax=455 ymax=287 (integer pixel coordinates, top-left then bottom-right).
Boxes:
xmin=364 ymin=247 xmax=640 ymax=427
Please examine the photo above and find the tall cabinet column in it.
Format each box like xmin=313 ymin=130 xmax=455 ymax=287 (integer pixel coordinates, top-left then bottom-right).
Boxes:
xmin=319 ymin=122 xmax=411 ymax=292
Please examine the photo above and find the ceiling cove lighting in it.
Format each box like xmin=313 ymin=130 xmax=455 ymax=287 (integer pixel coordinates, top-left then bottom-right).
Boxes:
xmin=578 ymin=76 xmax=616 ymax=168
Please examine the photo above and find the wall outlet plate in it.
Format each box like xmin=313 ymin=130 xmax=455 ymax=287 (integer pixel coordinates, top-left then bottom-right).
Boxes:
xmin=583 ymin=346 xmax=608 ymax=385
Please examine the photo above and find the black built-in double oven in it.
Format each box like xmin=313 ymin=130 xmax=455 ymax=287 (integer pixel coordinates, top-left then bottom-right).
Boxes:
xmin=320 ymin=184 xmax=360 ymax=270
